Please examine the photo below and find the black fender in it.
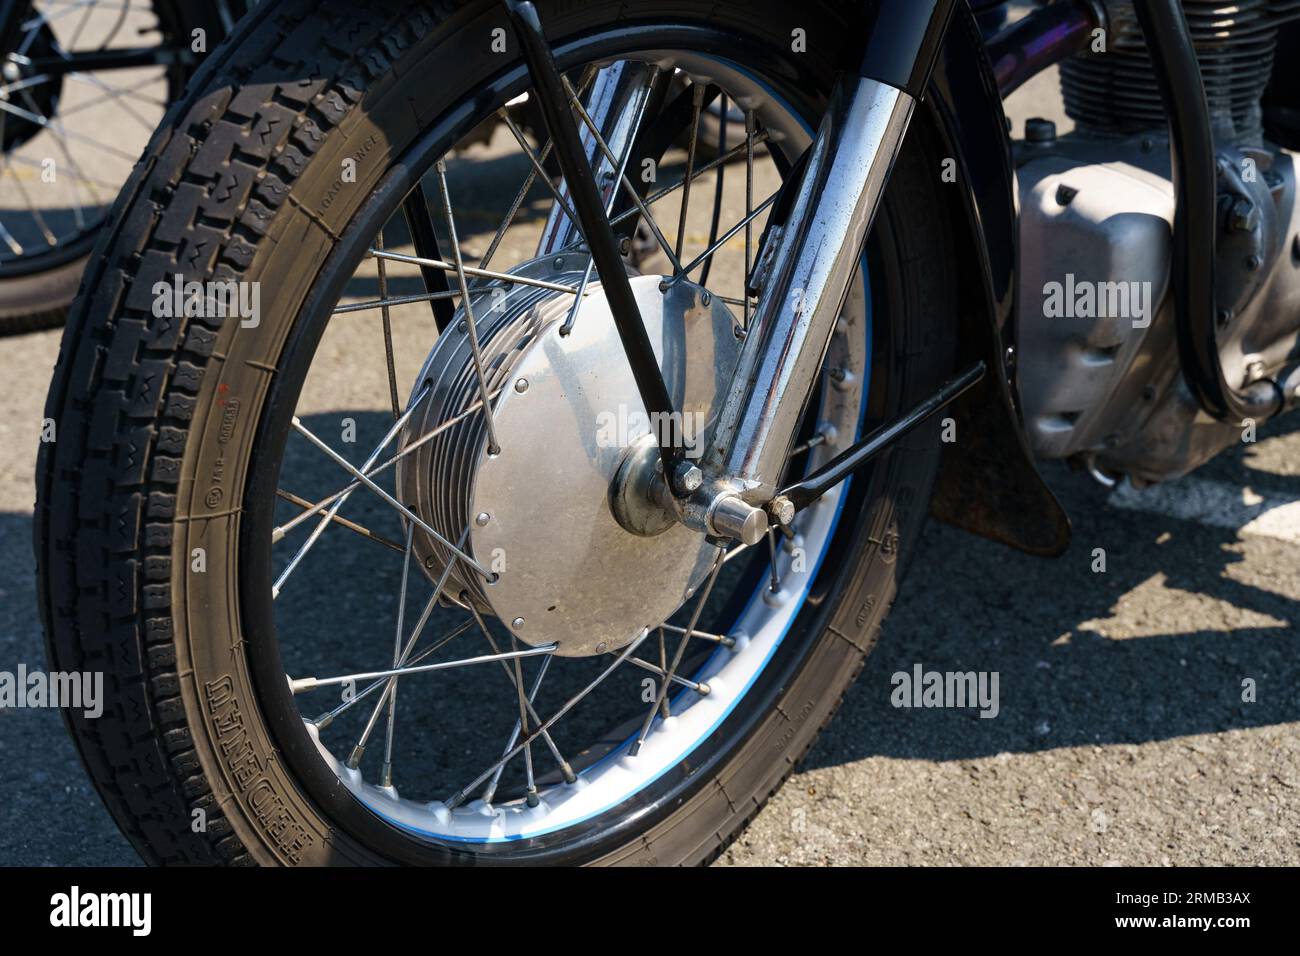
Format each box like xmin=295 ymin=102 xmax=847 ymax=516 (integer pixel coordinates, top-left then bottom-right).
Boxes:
xmin=915 ymin=2 xmax=1071 ymax=557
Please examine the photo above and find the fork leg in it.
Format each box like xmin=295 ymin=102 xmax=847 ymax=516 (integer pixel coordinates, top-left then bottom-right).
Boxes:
xmin=684 ymin=1 xmax=957 ymax=534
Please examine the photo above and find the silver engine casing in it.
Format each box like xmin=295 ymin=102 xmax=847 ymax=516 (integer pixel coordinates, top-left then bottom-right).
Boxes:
xmin=1016 ymin=133 xmax=1300 ymax=484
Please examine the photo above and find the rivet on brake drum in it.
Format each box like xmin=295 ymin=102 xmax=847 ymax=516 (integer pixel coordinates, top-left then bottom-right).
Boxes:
xmin=512 ymin=617 xmax=525 ymax=629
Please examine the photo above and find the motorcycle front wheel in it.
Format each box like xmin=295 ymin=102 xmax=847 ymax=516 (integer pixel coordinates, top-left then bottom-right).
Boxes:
xmin=37 ymin=0 xmax=958 ymax=865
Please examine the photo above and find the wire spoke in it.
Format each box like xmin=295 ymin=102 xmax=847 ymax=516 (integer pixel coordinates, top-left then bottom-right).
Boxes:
xmin=434 ymin=158 xmax=502 ymax=455
xmin=657 ymin=622 xmax=735 ymax=646
xmin=478 ymin=65 xmax=600 ymax=271
xmin=290 ymin=415 xmax=494 ymax=580
xmin=558 ymin=67 xmax=656 ymax=336
xmin=673 ymin=83 xmax=707 ymax=263
xmin=559 ymin=71 xmax=682 ymax=274
xmin=744 ymin=109 xmax=756 ymax=328
xmin=607 ymin=130 xmax=770 ymax=232
xmin=309 ymin=623 xmax=472 ymax=726
xmin=698 ymin=95 xmax=728 ymax=288
xmin=496 ymin=108 xmax=579 ymax=227
xmin=366 ymin=247 xmax=579 ymax=297
xmin=272 ymin=387 xmax=430 ymax=596
xmin=331 ymin=288 xmax=461 ymax=316
xmin=0 ymin=98 xmax=140 ymax=161
xmin=273 ymin=389 xmax=498 ymax=542
xmin=3 ymin=151 xmax=121 ymax=190
xmin=446 ymin=629 xmax=651 ymax=809
xmin=379 ymin=522 xmax=417 ymax=787
xmin=0 ymin=72 xmax=54 ymax=98
xmin=664 ymin=191 xmax=778 ymax=285
xmin=630 ymin=551 xmax=725 ymax=755
xmin=274 ymin=489 xmax=405 ymax=553
xmin=465 ymin=599 xmax=576 ymax=793
xmin=22 ymin=92 xmax=100 ymax=226
xmin=374 ymin=231 xmax=402 ymax=420
xmin=625 ymin=654 xmax=710 ymax=694
xmin=400 ymin=179 xmax=456 ymax=325
xmin=57 ymin=72 xmax=167 ymax=114
xmin=289 ymin=643 xmax=557 ymax=694
xmin=331 ymin=531 xmax=470 ymax=749
xmin=65 ymin=71 xmax=161 ymax=133
xmin=481 ymin=653 xmax=555 ymax=805
xmin=766 ymin=527 xmax=781 ymax=593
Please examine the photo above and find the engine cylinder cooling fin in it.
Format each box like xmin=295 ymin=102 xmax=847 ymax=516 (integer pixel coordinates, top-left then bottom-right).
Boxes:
xmin=1060 ymin=0 xmax=1300 ymax=144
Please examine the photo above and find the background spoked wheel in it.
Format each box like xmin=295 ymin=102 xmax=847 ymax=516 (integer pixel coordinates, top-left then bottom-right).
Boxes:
xmin=38 ymin=0 xmax=956 ymax=865
xmin=0 ymin=0 xmax=243 ymax=335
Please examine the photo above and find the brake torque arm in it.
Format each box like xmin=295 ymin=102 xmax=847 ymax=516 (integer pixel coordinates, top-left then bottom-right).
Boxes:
xmin=778 ymin=362 xmax=986 ymax=515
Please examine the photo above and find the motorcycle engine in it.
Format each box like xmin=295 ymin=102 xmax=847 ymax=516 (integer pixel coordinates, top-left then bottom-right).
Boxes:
xmin=1015 ymin=0 xmax=1300 ymax=485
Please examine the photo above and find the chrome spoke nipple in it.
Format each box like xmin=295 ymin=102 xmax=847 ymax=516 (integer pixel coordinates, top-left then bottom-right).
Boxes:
xmin=346 ymin=745 xmax=366 ymax=770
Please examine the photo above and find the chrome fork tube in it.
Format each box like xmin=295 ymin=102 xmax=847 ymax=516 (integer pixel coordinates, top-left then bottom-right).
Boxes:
xmin=696 ymin=77 xmax=915 ymax=513
xmin=535 ymin=60 xmax=655 ymax=256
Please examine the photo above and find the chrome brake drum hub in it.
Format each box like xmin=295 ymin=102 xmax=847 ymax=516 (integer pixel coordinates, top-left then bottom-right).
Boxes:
xmin=396 ymin=254 xmax=742 ymax=657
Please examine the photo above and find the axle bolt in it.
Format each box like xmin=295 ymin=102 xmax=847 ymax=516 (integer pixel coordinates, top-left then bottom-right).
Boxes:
xmin=672 ymin=460 xmax=703 ymax=494
xmin=766 ymin=495 xmax=796 ymax=527
xmin=514 ymin=378 xmax=529 ymax=394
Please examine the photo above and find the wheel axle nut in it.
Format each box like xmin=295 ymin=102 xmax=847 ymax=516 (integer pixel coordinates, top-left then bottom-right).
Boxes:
xmin=709 ymin=495 xmax=768 ymax=546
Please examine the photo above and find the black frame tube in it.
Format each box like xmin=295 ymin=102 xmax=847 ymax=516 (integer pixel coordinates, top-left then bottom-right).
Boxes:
xmin=985 ymin=0 xmax=1103 ymax=97
xmin=27 ymin=46 xmax=189 ymax=74
xmin=400 ymin=182 xmax=456 ymax=330
xmin=1134 ymin=0 xmax=1261 ymax=423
